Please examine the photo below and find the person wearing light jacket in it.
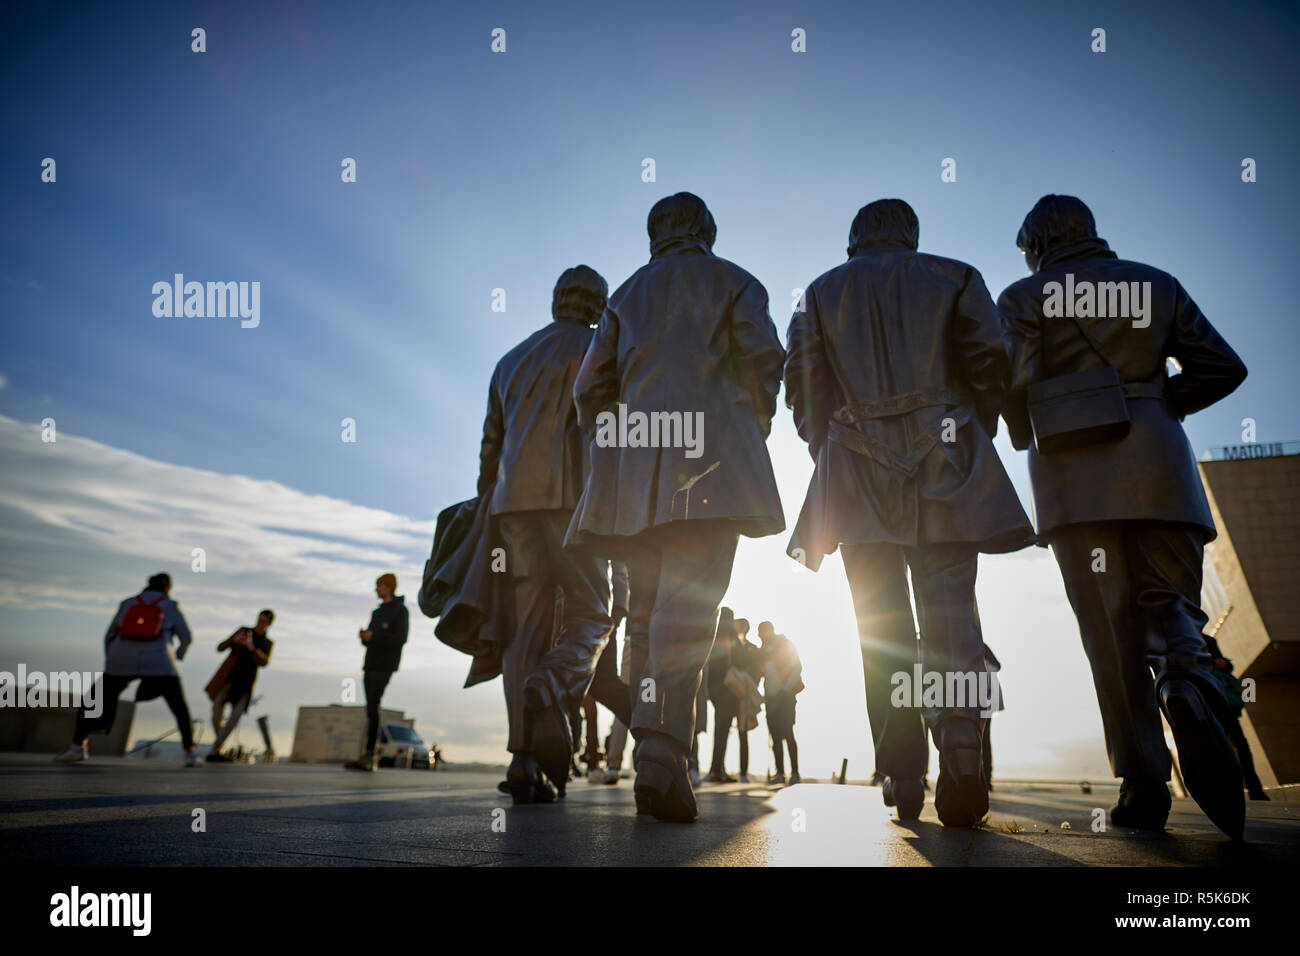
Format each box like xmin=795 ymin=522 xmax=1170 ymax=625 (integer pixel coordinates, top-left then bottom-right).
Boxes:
xmin=55 ymin=572 xmax=197 ymax=767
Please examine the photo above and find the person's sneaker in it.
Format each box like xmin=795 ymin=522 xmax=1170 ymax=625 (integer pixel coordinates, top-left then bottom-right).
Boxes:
xmin=205 ymin=750 xmax=233 ymax=763
xmin=704 ymin=770 xmax=727 ymax=784
xmin=344 ymin=753 xmax=376 ymax=772
xmin=739 ymin=773 xmax=751 ymax=783
xmin=770 ymin=773 xmax=787 ymax=785
xmin=602 ymin=769 xmax=621 ymax=785
xmin=788 ymin=772 xmax=802 ymax=785
xmin=53 ymin=744 xmax=87 ymax=763
xmin=184 ymin=750 xmax=199 ymax=768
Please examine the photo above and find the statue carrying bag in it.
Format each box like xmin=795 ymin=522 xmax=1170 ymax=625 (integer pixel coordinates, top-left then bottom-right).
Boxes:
xmin=1026 ymin=312 xmax=1162 ymax=454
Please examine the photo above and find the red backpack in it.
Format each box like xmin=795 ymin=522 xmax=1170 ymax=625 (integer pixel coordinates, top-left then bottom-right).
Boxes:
xmin=119 ymin=594 xmax=165 ymax=640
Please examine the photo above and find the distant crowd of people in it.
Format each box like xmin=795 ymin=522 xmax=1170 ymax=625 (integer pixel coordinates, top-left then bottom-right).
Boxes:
xmin=567 ymin=611 xmax=803 ymax=789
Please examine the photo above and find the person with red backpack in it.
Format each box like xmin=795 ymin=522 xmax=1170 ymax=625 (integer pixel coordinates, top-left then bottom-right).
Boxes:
xmin=55 ymin=573 xmax=197 ymax=766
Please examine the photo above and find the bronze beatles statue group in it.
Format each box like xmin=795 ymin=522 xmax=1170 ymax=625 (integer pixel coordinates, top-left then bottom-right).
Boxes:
xmin=428 ymin=191 xmax=1248 ymax=839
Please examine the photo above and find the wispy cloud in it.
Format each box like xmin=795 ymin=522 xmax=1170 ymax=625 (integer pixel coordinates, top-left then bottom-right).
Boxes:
xmin=0 ymin=414 xmax=443 ymax=671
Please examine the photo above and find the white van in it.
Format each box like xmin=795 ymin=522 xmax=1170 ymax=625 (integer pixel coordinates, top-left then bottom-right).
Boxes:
xmin=376 ymin=722 xmax=432 ymax=769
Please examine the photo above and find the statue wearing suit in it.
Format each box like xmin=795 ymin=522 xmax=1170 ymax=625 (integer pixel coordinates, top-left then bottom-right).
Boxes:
xmin=786 ymin=199 xmax=1034 ymax=826
xmin=998 ymin=195 xmax=1249 ymax=838
xmin=567 ymin=193 xmax=785 ymax=822
xmin=477 ymin=265 xmax=615 ymax=804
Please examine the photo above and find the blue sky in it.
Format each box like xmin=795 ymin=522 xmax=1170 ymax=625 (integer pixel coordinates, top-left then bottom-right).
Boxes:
xmin=1 ymin=0 xmax=1297 ymax=772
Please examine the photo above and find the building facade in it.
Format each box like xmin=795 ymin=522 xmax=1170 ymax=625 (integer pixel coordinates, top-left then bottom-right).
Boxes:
xmin=1199 ymin=445 xmax=1300 ymax=787
xmin=289 ymin=703 xmax=414 ymax=763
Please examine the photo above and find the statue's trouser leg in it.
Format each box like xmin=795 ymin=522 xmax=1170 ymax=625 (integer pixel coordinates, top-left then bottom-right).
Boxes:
xmin=587 ymin=631 xmax=631 ymax=727
xmin=982 ymin=722 xmax=993 ymax=783
xmin=842 ymin=542 xmax=928 ymax=779
xmin=1050 ymin=521 xmax=1173 ymax=782
xmin=526 ymin=511 xmax=613 ymax=716
xmin=626 ymin=526 xmax=739 ymax=752
xmin=904 ymin=544 xmax=986 ymax=736
xmin=1126 ymin=524 xmax=1220 ymax=688
xmin=605 ymin=632 xmax=632 ymax=770
xmin=499 ymin=513 xmax=561 ymax=754
xmin=582 ymin=695 xmax=600 ymax=764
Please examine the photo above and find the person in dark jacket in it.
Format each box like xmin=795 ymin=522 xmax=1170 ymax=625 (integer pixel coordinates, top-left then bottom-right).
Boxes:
xmin=786 ymin=198 xmax=1034 ymax=826
xmin=705 ymin=607 xmax=739 ymax=783
xmin=731 ymin=616 xmax=760 ymax=782
xmin=759 ymin=622 xmax=804 ymax=784
xmin=346 ymin=573 xmax=409 ymax=771
xmin=205 ymin=608 xmax=275 ymax=762
xmin=567 ymin=193 xmax=786 ymax=822
xmin=999 ymin=195 xmax=1249 ymax=838
xmin=479 ymin=265 xmax=615 ymax=803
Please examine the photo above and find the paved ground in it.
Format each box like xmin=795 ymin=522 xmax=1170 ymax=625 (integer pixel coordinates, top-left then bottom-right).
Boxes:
xmin=2 ymin=754 xmax=1295 ymax=866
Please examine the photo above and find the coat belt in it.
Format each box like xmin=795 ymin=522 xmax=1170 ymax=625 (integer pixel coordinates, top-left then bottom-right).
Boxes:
xmin=831 ymin=388 xmax=962 ymax=425
xmin=828 ymin=388 xmax=970 ymax=478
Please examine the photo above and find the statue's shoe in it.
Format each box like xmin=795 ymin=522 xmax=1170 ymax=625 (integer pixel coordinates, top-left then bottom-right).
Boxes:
xmin=634 ymin=733 xmax=697 ymax=823
xmin=1109 ymin=778 xmax=1170 ymax=830
xmin=882 ymin=776 xmax=925 ymax=821
xmin=1158 ymin=678 xmax=1246 ymax=840
xmin=524 ymin=681 xmax=572 ymax=798
xmin=506 ymin=753 xmax=556 ymax=806
xmin=933 ymin=720 xmax=988 ymax=828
